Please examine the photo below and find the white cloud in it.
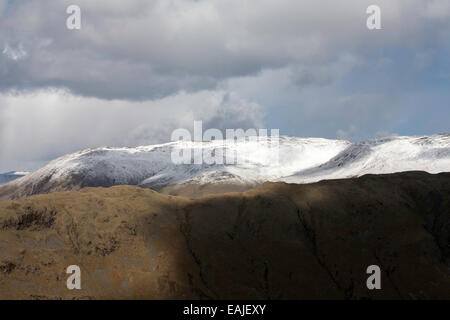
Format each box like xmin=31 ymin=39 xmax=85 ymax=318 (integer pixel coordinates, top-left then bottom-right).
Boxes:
xmin=337 ymin=125 xmax=357 ymax=141
xmin=0 ymin=89 xmax=263 ymax=171
xmin=2 ymin=43 xmax=28 ymax=61
xmin=375 ymin=130 xmax=399 ymax=138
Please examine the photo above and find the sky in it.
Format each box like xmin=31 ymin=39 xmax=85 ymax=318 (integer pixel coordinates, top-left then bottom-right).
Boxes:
xmin=0 ymin=0 xmax=449 ymax=171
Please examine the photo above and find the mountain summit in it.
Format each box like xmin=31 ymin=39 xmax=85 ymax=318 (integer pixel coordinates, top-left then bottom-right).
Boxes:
xmin=0 ymin=134 xmax=449 ymax=200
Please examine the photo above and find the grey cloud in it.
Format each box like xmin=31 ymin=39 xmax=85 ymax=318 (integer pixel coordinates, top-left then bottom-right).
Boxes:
xmin=202 ymin=92 xmax=264 ymax=132
xmin=290 ymin=54 xmax=362 ymax=88
xmin=0 ymin=0 xmax=449 ymax=172
xmin=1 ymin=0 xmax=449 ymax=100
xmin=0 ymin=89 xmax=263 ymax=171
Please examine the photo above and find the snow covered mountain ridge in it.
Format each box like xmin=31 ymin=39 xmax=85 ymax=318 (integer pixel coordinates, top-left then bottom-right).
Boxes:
xmin=0 ymin=134 xmax=449 ymax=200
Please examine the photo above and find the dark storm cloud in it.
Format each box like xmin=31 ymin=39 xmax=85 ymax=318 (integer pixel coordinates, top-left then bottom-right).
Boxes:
xmin=1 ymin=0 xmax=447 ymax=100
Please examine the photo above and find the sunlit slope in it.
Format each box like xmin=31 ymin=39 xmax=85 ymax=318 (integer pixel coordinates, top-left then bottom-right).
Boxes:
xmin=0 ymin=136 xmax=349 ymax=200
xmin=1 ymin=134 xmax=449 ymax=200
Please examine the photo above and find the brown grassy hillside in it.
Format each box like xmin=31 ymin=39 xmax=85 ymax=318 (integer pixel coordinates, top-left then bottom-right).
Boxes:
xmin=0 ymin=171 xmax=449 ymax=299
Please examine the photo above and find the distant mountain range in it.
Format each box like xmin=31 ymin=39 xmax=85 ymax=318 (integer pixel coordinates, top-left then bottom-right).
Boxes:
xmin=0 ymin=171 xmax=29 ymax=186
xmin=0 ymin=134 xmax=449 ymax=200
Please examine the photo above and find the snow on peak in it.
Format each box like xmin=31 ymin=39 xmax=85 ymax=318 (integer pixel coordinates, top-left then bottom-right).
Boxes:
xmin=283 ymin=134 xmax=450 ymax=183
xmin=1 ymin=134 xmax=449 ymax=199
xmin=16 ymin=136 xmax=350 ymax=188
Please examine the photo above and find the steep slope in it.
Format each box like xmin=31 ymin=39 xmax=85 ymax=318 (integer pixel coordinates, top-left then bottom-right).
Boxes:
xmin=0 ymin=172 xmax=449 ymax=299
